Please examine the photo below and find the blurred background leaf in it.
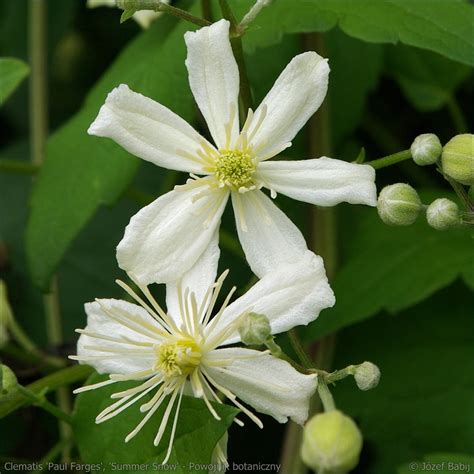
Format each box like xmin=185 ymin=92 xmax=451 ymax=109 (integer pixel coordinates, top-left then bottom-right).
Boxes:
xmin=0 ymin=58 xmax=29 ymax=104
xmin=332 ymin=283 xmax=474 ymax=474
xmin=236 ymin=0 xmax=474 ymax=66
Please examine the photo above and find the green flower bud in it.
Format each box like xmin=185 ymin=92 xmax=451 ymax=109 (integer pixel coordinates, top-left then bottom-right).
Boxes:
xmin=354 ymin=361 xmax=381 ymax=391
xmin=441 ymin=134 xmax=474 ymax=185
xmin=301 ymin=410 xmax=363 ymax=474
xmin=377 ymin=183 xmax=422 ymax=226
xmin=426 ymin=198 xmax=460 ymax=230
xmin=238 ymin=312 xmax=271 ymax=346
xmin=0 ymin=365 xmax=19 ymax=400
xmin=410 ymin=133 xmax=442 ymax=166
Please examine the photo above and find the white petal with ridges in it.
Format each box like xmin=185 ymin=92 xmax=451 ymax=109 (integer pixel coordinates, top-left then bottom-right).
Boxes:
xmin=256 ymin=157 xmax=377 ymax=206
xmin=117 ymin=186 xmax=229 ymax=285
xmin=205 ymin=348 xmax=317 ymax=425
xmin=77 ymin=300 xmax=158 ymax=375
xmin=88 ymin=84 xmax=212 ymax=174
xmin=248 ymin=52 xmax=329 ymax=160
xmin=185 ymin=20 xmax=240 ymax=149
xmin=231 ymin=189 xmax=308 ymax=277
xmin=208 ymin=252 xmax=335 ymax=345
xmin=165 ymin=228 xmax=220 ymax=325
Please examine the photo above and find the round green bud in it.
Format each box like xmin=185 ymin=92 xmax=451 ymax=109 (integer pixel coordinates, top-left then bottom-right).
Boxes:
xmin=238 ymin=312 xmax=271 ymax=346
xmin=1 ymin=365 xmax=19 ymax=400
xmin=441 ymin=134 xmax=474 ymax=185
xmin=301 ymin=410 xmax=363 ymax=474
xmin=377 ymin=183 xmax=422 ymax=226
xmin=411 ymin=133 xmax=442 ymax=166
xmin=426 ymin=198 xmax=460 ymax=230
xmin=354 ymin=362 xmax=381 ymax=391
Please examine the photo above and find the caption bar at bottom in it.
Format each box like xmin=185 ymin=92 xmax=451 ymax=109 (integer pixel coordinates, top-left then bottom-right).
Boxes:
xmin=1 ymin=462 xmax=282 ymax=472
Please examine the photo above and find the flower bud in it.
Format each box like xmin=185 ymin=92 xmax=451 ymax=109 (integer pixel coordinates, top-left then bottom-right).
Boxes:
xmin=301 ymin=410 xmax=363 ymax=474
xmin=238 ymin=312 xmax=271 ymax=346
xmin=441 ymin=134 xmax=474 ymax=185
xmin=410 ymin=133 xmax=442 ymax=166
xmin=426 ymin=198 xmax=460 ymax=230
xmin=354 ymin=362 xmax=380 ymax=391
xmin=377 ymin=183 xmax=422 ymax=226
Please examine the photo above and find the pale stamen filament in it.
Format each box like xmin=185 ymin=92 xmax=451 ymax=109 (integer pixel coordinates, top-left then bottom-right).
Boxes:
xmin=246 ymin=104 xmax=267 ymax=143
xmin=75 ymin=328 xmax=155 ymax=348
xmin=109 ymin=368 xmax=155 ymax=381
xmin=96 ymin=300 xmax=166 ymax=340
xmin=162 ymin=383 xmax=185 ymax=464
xmin=201 ymin=369 xmax=263 ymax=429
xmin=111 ymin=374 xmax=163 ymax=399
xmin=73 ymin=378 xmax=118 ymax=394
xmin=153 ymin=383 xmax=182 ymax=446
xmin=114 ymin=280 xmax=172 ymax=334
xmin=232 ymin=192 xmax=248 ymax=232
xmin=202 ymin=270 xmax=229 ymax=327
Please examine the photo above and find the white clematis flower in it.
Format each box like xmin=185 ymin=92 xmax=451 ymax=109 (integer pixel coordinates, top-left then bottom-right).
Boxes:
xmin=71 ymin=245 xmax=333 ymax=463
xmin=87 ymin=0 xmax=167 ymax=29
xmin=88 ymin=19 xmax=377 ymax=284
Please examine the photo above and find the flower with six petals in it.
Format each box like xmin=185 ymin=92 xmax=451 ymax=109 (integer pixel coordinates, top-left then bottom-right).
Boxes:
xmin=71 ymin=242 xmax=335 ymax=462
xmin=88 ymin=19 xmax=377 ymax=285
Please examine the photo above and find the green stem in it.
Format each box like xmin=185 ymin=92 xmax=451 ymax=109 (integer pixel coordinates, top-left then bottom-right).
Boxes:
xmin=447 ymin=96 xmax=468 ymax=133
xmin=442 ymin=172 xmax=474 ymax=212
xmin=16 ymin=385 xmax=73 ymax=424
xmin=118 ymin=0 xmax=211 ymax=27
xmin=316 ymin=379 xmax=336 ymax=412
xmin=218 ymin=0 xmax=254 ymax=113
xmin=201 ymin=0 xmax=213 ymax=21
xmin=367 ymin=149 xmax=412 ymax=170
xmin=0 ymin=364 xmax=93 ymax=419
xmin=288 ymin=329 xmax=313 ymax=369
xmin=240 ymin=0 xmax=272 ymax=29
xmin=0 ymin=159 xmax=39 ymax=174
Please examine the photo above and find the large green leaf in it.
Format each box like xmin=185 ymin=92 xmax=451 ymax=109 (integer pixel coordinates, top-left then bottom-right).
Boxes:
xmin=26 ymin=8 xmax=196 ymax=290
xmin=73 ymin=373 xmax=237 ymax=474
xmin=238 ymin=0 xmax=473 ymax=66
xmin=304 ymin=192 xmax=474 ymax=341
xmin=0 ymin=58 xmax=29 ymax=104
xmin=385 ymin=44 xmax=472 ymax=111
xmin=331 ymin=284 xmax=474 ymax=473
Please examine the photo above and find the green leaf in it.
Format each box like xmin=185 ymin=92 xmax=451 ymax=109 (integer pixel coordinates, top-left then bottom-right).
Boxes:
xmin=239 ymin=0 xmax=474 ymax=66
xmin=26 ymin=8 xmax=196 ymax=290
xmin=73 ymin=373 xmax=237 ymax=473
xmin=0 ymin=57 xmax=29 ymax=104
xmin=326 ymin=29 xmax=383 ymax=146
xmin=385 ymin=44 xmax=472 ymax=111
xmin=304 ymin=191 xmax=474 ymax=341
xmin=331 ymin=284 xmax=474 ymax=473
xmin=120 ymin=8 xmax=137 ymax=24
xmin=398 ymin=453 xmax=474 ymax=474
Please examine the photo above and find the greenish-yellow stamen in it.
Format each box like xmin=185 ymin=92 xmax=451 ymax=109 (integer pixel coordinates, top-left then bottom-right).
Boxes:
xmin=154 ymin=337 xmax=202 ymax=379
xmin=215 ymin=150 xmax=255 ymax=189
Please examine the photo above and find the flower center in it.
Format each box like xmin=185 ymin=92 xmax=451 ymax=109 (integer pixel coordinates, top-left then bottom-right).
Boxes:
xmin=214 ymin=149 xmax=255 ymax=190
xmin=154 ymin=337 xmax=202 ymax=379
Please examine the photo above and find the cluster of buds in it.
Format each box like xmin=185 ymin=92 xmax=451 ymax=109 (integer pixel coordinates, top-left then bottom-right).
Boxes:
xmin=377 ymin=133 xmax=473 ymax=231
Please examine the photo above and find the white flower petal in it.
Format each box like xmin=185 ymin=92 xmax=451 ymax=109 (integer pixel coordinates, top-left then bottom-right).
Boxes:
xmin=209 ymin=252 xmax=335 ymax=345
xmin=88 ymin=84 xmax=212 ymax=174
xmin=165 ymin=227 xmax=220 ymax=324
xmin=117 ymin=186 xmax=229 ymax=285
xmin=77 ymin=300 xmax=158 ymax=375
xmin=231 ymin=189 xmax=308 ymax=277
xmin=248 ymin=52 xmax=329 ymax=160
xmin=257 ymin=157 xmax=377 ymax=206
xmin=205 ymin=348 xmax=317 ymax=425
xmin=185 ymin=19 xmax=240 ymax=149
